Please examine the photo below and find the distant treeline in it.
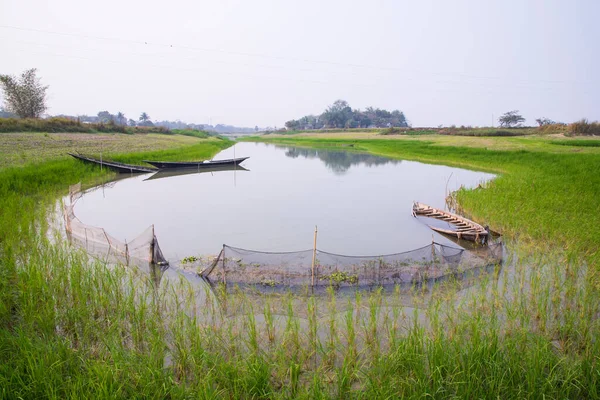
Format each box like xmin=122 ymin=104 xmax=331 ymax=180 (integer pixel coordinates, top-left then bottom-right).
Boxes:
xmin=51 ymin=111 xmax=257 ymax=133
xmin=437 ymin=120 xmax=600 ymax=137
xmin=0 ymin=117 xmax=221 ymax=138
xmin=285 ymin=100 xmax=409 ymax=130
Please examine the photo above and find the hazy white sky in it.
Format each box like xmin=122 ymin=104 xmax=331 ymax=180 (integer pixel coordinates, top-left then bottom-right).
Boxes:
xmin=0 ymin=0 xmax=598 ymax=127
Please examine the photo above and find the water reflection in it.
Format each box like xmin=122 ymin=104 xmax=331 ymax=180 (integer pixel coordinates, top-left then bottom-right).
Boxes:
xmin=74 ymin=142 xmax=495 ymax=258
xmin=281 ymin=146 xmax=401 ymax=175
xmin=144 ymin=165 xmax=249 ymax=181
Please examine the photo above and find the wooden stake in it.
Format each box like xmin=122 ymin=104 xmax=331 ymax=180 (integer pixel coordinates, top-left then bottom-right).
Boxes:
xmin=150 ymin=225 xmax=155 ymax=264
xmin=222 ymin=245 xmax=227 ymax=284
xmin=431 ymin=234 xmax=436 ymax=269
xmin=311 ymin=226 xmax=318 ymax=286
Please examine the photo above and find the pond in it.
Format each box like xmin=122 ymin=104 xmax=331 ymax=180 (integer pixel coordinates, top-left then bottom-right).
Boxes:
xmin=73 ymin=142 xmax=495 ymax=261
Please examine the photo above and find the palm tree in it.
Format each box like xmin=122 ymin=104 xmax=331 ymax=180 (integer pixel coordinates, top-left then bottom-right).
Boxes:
xmin=139 ymin=112 xmax=150 ymax=123
xmin=116 ymin=112 xmax=126 ymax=126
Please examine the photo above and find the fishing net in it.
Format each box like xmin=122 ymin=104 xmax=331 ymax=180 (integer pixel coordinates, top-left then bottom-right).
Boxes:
xmin=64 ymin=181 xmax=502 ymax=290
xmin=202 ymin=241 xmax=503 ymax=288
xmin=63 ymin=183 xmax=168 ymax=268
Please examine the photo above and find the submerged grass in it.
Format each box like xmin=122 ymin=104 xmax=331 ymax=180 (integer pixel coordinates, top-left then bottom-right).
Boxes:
xmin=1 ymin=133 xmax=599 ymax=398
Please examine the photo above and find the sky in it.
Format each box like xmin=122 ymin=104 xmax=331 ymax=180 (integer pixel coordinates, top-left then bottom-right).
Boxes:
xmin=0 ymin=0 xmax=598 ymax=127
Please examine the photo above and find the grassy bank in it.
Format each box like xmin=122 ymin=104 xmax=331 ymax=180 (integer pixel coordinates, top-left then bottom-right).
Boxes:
xmin=270 ymin=121 xmax=599 ymax=138
xmin=0 ymin=132 xmax=227 ymax=168
xmin=1 ymin=133 xmax=599 ymax=398
xmin=0 ymin=117 xmax=219 ymax=137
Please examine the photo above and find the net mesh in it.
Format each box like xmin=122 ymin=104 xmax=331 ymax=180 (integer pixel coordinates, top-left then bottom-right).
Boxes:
xmin=65 ymin=182 xmax=502 ymax=288
xmin=64 ymin=183 xmax=168 ymax=267
xmin=203 ymin=242 xmax=503 ymax=288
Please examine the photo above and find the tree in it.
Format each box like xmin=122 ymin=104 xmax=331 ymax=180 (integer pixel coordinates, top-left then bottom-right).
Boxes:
xmin=321 ymin=99 xmax=353 ymax=128
xmin=138 ymin=112 xmax=154 ymax=127
xmin=285 ymin=119 xmax=300 ymax=130
xmin=128 ymin=118 xmax=137 ymax=127
xmin=535 ymin=117 xmax=555 ymax=126
xmin=116 ymin=111 xmax=126 ymax=126
xmin=97 ymin=111 xmax=115 ymax=123
xmin=139 ymin=112 xmax=150 ymax=122
xmin=498 ymin=110 xmax=525 ymax=128
xmin=0 ymin=68 xmax=48 ymax=118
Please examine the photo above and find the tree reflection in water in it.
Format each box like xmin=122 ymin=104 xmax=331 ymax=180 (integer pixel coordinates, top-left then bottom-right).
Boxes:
xmin=282 ymin=146 xmax=401 ymax=175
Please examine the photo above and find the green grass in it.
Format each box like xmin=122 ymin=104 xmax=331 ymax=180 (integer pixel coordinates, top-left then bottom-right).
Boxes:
xmin=438 ymin=127 xmax=535 ymax=136
xmin=274 ymin=126 xmax=544 ymax=137
xmin=551 ymin=139 xmax=600 ymax=147
xmin=0 ymin=132 xmax=229 ymax=169
xmin=172 ymin=129 xmax=212 ymax=139
xmin=1 ymin=133 xmax=599 ymax=398
xmin=380 ymin=127 xmax=437 ymax=136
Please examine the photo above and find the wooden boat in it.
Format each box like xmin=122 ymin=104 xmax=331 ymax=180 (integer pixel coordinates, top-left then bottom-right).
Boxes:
xmin=68 ymin=153 xmax=156 ymax=174
xmin=143 ymin=156 xmax=249 ymax=170
xmin=412 ymin=202 xmax=488 ymax=243
xmin=144 ymin=165 xmax=249 ymax=181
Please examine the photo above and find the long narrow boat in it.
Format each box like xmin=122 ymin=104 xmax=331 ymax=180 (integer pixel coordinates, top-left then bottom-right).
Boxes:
xmin=68 ymin=153 xmax=157 ymax=174
xmin=412 ymin=202 xmax=488 ymax=243
xmin=143 ymin=156 xmax=249 ymax=169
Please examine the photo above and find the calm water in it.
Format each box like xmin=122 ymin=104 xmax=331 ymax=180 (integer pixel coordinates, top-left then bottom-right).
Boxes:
xmin=74 ymin=142 xmax=494 ymax=260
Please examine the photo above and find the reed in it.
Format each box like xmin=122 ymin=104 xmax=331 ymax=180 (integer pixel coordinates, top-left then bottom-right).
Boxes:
xmin=1 ymin=135 xmax=599 ymax=397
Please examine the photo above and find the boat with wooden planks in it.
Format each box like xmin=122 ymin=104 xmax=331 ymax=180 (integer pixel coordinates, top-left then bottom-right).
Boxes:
xmin=412 ymin=202 xmax=488 ymax=243
xmin=143 ymin=156 xmax=249 ymax=170
xmin=68 ymin=153 xmax=157 ymax=174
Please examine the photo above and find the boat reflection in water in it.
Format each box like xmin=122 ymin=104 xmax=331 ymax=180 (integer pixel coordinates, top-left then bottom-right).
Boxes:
xmin=144 ymin=165 xmax=249 ymax=181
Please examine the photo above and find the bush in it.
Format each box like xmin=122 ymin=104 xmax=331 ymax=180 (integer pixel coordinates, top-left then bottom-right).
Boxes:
xmin=381 ymin=127 xmax=403 ymax=135
xmin=380 ymin=127 xmax=435 ymax=136
xmin=536 ymin=123 xmax=567 ymax=135
xmin=172 ymin=129 xmax=211 ymax=138
xmin=567 ymin=119 xmax=600 ymax=136
xmin=128 ymin=125 xmax=171 ymax=134
xmin=0 ymin=118 xmax=182 ymax=134
xmin=438 ymin=127 xmax=529 ymax=137
xmin=0 ymin=117 xmax=129 ymax=133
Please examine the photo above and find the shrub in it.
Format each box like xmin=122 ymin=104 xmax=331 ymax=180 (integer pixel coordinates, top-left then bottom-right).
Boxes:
xmin=0 ymin=117 xmax=91 ymax=133
xmin=381 ymin=127 xmax=403 ymax=135
xmin=537 ymin=123 xmax=567 ymax=135
xmin=0 ymin=118 xmax=182 ymax=134
xmin=129 ymin=125 xmax=172 ymax=134
xmin=567 ymin=119 xmax=600 ymax=136
xmin=172 ymin=129 xmax=211 ymax=138
xmin=438 ymin=127 xmax=528 ymax=137
xmin=380 ymin=127 xmax=435 ymax=136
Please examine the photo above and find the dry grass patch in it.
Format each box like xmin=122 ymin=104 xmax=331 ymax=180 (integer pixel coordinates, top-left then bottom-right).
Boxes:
xmin=0 ymin=132 xmax=210 ymax=168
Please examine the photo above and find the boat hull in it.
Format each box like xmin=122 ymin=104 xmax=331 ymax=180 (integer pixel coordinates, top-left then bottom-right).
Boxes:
xmin=69 ymin=153 xmax=156 ymax=173
xmin=412 ymin=202 xmax=489 ymax=243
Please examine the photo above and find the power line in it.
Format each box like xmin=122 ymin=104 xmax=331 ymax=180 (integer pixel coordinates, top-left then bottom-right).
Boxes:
xmin=0 ymin=24 xmax=591 ymax=86
xmin=4 ymin=38 xmax=582 ymax=95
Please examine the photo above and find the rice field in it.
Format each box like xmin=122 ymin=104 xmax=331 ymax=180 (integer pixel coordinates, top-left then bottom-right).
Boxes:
xmin=0 ymin=132 xmax=599 ymax=398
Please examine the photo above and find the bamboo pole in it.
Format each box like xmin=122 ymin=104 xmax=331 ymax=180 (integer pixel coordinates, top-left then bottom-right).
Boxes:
xmin=222 ymin=245 xmax=227 ymax=284
xmin=150 ymin=225 xmax=155 ymax=264
xmin=311 ymin=226 xmax=318 ymax=286
xmin=431 ymin=234 xmax=436 ymax=270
